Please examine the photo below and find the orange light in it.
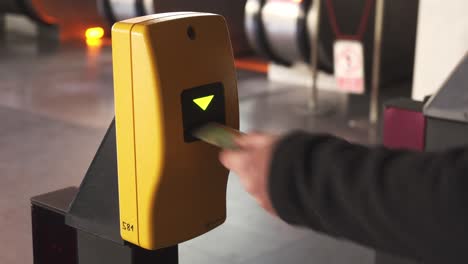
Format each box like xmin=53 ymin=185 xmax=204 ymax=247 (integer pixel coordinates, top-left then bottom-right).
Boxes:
xmin=86 ymin=38 xmax=103 ymax=47
xmin=234 ymin=59 xmax=269 ymax=74
xmin=292 ymin=0 xmax=303 ymax=3
xmin=85 ymin=27 xmax=105 ymax=40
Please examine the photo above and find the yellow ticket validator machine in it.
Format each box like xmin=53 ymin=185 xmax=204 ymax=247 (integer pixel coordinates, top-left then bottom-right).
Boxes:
xmin=112 ymin=12 xmax=239 ymax=250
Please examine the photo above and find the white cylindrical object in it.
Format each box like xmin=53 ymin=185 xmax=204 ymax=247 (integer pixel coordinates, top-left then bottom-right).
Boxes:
xmin=108 ymin=0 xmax=139 ymax=21
xmin=261 ymin=0 xmax=309 ymax=64
xmin=245 ymin=0 xmax=267 ymax=58
xmin=142 ymin=0 xmax=154 ymax=15
xmin=244 ymin=0 xmax=332 ymax=69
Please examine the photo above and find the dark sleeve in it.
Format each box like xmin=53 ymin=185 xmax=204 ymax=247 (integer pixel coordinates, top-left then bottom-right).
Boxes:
xmin=268 ymin=131 xmax=468 ymax=262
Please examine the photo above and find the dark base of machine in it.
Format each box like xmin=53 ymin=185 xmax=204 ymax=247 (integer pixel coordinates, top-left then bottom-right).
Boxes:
xmin=65 ymin=120 xmax=123 ymax=244
xmin=77 ymin=231 xmax=178 ymax=264
xmin=31 ymin=120 xmax=179 ymax=264
xmin=31 ymin=187 xmax=79 ymax=264
xmin=31 ymin=187 xmax=178 ymax=264
xmin=425 ymin=117 xmax=468 ymax=151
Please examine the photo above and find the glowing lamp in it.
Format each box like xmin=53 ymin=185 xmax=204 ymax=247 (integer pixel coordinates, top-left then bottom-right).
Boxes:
xmin=85 ymin=27 xmax=105 ymax=40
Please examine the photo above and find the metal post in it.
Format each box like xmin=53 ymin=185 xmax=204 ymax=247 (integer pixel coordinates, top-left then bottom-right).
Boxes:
xmin=37 ymin=23 xmax=59 ymax=54
xmin=369 ymin=0 xmax=385 ymax=124
xmin=307 ymin=0 xmax=322 ymax=111
xmin=299 ymin=0 xmax=334 ymax=116
xmin=0 ymin=15 xmax=6 ymax=42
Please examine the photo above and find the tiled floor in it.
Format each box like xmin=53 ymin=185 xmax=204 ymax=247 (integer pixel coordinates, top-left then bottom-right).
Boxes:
xmin=0 ymin=33 xmax=398 ymax=264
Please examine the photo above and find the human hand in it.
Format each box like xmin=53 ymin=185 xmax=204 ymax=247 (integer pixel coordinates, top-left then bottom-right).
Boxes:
xmin=219 ymin=133 xmax=279 ymax=215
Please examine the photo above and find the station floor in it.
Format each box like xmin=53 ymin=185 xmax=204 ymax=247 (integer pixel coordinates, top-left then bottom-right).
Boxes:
xmin=0 ymin=34 xmax=410 ymax=264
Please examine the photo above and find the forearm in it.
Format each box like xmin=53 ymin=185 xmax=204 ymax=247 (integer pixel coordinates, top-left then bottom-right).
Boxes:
xmin=268 ymin=132 xmax=468 ymax=262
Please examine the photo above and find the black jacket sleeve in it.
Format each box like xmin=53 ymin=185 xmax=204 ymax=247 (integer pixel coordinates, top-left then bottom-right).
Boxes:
xmin=268 ymin=132 xmax=468 ymax=263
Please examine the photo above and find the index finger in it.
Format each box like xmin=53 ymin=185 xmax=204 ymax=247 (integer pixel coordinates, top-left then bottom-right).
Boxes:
xmin=235 ymin=133 xmax=271 ymax=148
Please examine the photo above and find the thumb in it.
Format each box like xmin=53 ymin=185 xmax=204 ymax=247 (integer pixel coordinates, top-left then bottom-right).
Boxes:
xmin=219 ymin=149 xmax=247 ymax=172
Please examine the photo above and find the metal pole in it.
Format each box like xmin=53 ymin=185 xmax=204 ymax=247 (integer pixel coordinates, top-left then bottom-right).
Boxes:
xmin=307 ymin=0 xmax=322 ymax=110
xmin=369 ymin=0 xmax=385 ymax=124
xmin=0 ymin=15 xmax=5 ymax=42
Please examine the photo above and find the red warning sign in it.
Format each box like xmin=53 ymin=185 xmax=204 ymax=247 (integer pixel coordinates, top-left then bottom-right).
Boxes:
xmin=334 ymin=40 xmax=365 ymax=94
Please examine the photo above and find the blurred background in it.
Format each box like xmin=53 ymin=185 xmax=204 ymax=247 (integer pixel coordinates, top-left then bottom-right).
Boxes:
xmin=0 ymin=0 xmax=466 ymax=264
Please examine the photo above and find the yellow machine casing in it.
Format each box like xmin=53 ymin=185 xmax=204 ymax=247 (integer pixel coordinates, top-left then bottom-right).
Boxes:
xmin=112 ymin=13 xmax=239 ymax=250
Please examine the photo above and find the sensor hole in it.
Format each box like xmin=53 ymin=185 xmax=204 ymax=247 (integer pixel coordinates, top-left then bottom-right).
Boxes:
xmin=187 ymin=26 xmax=196 ymax=40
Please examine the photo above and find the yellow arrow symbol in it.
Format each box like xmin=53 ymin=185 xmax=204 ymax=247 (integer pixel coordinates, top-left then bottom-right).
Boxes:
xmin=193 ymin=95 xmax=214 ymax=111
